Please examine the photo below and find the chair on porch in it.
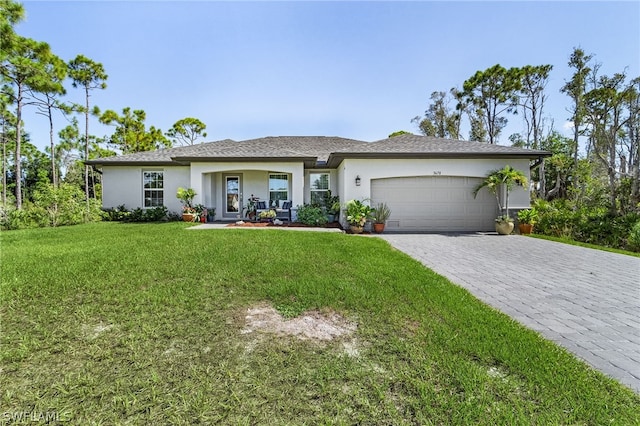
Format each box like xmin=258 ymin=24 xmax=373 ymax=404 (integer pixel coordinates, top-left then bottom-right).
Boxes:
xmin=275 ymin=201 xmax=292 ymax=222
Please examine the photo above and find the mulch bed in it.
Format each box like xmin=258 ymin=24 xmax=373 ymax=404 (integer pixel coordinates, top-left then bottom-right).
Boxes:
xmin=225 ymin=221 xmax=344 ymax=230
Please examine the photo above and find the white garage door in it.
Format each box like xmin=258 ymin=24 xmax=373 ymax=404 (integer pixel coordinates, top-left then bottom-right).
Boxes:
xmin=371 ymin=176 xmax=497 ymax=232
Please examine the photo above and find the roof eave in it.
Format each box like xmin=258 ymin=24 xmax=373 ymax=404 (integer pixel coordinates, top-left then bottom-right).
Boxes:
xmin=326 ymin=151 xmax=552 ymax=168
xmin=171 ymin=155 xmax=317 ymax=165
xmin=85 ymin=160 xmax=186 ymax=166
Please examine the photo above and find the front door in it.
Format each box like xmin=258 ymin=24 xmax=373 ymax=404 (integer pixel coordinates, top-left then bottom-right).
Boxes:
xmin=223 ymin=174 xmax=242 ymax=219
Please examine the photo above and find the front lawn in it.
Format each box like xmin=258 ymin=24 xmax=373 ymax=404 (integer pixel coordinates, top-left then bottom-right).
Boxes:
xmin=1 ymin=222 xmax=638 ymax=424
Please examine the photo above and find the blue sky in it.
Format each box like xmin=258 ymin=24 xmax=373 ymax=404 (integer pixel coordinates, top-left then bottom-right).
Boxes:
xmin=16 ymin=1 xmax=640 ymax=152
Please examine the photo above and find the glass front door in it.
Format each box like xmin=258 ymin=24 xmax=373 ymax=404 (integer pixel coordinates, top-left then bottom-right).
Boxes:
xmin=224 ymin=175 xmax=242 ymax=218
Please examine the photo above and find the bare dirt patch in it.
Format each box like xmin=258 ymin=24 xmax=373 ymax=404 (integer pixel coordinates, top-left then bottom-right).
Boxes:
xmin=241 ymin=304 xmax=357 ymax=342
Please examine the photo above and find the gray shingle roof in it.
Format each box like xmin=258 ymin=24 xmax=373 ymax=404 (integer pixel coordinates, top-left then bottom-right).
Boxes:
xmin=86 ymin=134 xmax=549 ymax=167
xmin=86 ymin=136 xmax=367 ymax=165
xmin=345 ymin=134 xmax=548 ymax=155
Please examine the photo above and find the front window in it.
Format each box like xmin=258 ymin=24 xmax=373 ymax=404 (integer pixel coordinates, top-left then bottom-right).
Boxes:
xmin=143 ymin=171 xmax=163 ymax=207
xmin=269 ymin=173 xmax=289 ymax=207
xmin=310 ymin=173 xmax=329 ymax=206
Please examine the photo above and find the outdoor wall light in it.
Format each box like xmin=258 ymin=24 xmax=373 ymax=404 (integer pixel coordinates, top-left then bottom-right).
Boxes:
xmin=355 ymin=175 xmax=361 ymax=186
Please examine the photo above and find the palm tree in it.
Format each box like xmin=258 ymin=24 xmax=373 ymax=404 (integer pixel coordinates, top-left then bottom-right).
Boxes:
xmin=473 ymin=165 xmax=528 ymax=221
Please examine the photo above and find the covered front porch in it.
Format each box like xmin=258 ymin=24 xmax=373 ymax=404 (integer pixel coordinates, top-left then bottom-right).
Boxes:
xmin=188 ymin=161 xmax=304 ymax=221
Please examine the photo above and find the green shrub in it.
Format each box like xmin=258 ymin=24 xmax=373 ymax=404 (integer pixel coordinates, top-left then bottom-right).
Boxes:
xmin=125 ymin=206 xmax=169 ymax=222
xmin=1 ymin=203 xmax=44 ymax=230
xmin=534 ymin=199 xmax=640 ymax=251
xmin=141 ymin=206 xmax=168 ymax=222
xmin=533 ymin=199 xmax=577 ymax=238
xmin=628 ymin=220 xmax=640 ymax=251
xmin=295 ymin=204 xmax=328 ymax=226
xmin=103 ymin=205 xmax=131 ymax=221
xmin=0 ymin=184 xmax=104 ymax=230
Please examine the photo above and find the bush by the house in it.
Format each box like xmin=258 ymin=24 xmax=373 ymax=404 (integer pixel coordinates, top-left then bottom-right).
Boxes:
xmin=103 ymin=205 xmax=172 ymax=222
xmin=295 ymin=204 xmax=328 ymax=226
xmin=103 ymin=205 xmax=131 ymax=221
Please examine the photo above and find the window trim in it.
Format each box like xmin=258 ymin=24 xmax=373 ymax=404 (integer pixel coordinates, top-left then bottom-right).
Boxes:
xmin=309 ymin=172 xmax=330 ymax=206
xmin=142 ymin=170 xmax=164 ymax=208
xmin=268 ymin=173 xmax=289 ymax=207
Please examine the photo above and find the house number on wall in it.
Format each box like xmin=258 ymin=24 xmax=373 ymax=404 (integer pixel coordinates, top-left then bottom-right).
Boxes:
xmin=433 ymin=171 xmax=442 ymax=175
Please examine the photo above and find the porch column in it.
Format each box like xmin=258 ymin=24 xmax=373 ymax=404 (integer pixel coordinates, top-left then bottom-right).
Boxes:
xmin=190 ymin=169 xmax=204 ymax=206
xmin=291 ymin=163 xmax=304 ymax=207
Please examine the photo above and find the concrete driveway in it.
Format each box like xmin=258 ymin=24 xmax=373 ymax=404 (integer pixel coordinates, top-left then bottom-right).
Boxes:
xmin=378 ymin=233 xmax=640 ymax=393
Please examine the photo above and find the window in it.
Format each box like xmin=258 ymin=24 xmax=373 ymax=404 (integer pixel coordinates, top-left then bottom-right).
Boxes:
xmin=310 ymin=173 xmax=329 ymax=206
xmin=143 ymin=171 xmax=164 ymax=207
xmin=269 ymin=173 xmax=289 ymax=207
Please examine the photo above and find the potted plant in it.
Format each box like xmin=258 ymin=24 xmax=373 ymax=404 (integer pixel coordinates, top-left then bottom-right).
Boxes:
xmin=206 ymin=207 xmax=216 ymax=222
xmin=194 ymin=204 xmax=207 ymax=223
xmin=345 ymin=199 xmax=373 ymax=234
xmin=323 ymin=191 xmax=340 ymax=223
xmin=371 ymin=202 xmax=391 ymax=233
xmin=258 ymin=209 xmax=276 ymax=222
xmin=473 ymin=165 xmax=528 ymax=235
xmin=517 ymin=208 xmax=538 ymax=234
xmin=177 ymin=187 xmax=197 ymax=222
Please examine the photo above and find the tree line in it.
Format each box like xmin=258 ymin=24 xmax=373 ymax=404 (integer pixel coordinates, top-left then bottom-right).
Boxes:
xmin=1 ymin=0 xmax=208 ymax=216
xmin=412 ymin=53 xmax=639 ymax=218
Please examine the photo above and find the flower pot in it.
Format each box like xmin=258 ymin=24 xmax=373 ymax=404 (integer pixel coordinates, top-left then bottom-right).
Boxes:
xmin=182 ymin=213 xmax=195 ymax=222
xmin=350 ymin=225 xmax=363 ymax=234
xmin=495 ymin=221 xmax=514 ymax=235
xmin=200 ymin=216 xmax=206 ymax=223
xmin=519 ymin=224 xmax=534 ymax=235
xmin=373 ymin=223 xmax=385 ymax=233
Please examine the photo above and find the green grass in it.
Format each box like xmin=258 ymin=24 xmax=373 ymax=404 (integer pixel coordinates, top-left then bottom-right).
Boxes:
xmin=527 ymin=233 xmax=640 ymax=258
xmin=1 ymin=222 xmax=639 ymax=424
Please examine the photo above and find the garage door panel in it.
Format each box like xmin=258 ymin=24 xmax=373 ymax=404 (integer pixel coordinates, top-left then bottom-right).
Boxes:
xmin=371 ymin=176 xmax=496 ymax=232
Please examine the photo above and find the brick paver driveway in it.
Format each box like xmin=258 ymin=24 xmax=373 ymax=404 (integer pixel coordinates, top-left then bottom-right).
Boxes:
xmin=378 ymin=233 xmax=640 ymax=393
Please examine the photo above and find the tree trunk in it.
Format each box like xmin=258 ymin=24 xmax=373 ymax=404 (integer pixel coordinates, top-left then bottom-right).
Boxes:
xmin=2 ymin=118 xmax=6 ymax=207
xmin=539 ymin=158 xmax=546 ymax=197
xmin=608 ymin=132 xmax=618 ymax=215
xmin=48 ymin=104 xmax=57 ymax=187
xmin=15 ymin=85 xmax=23 ymax=210
xmin=84 ymin=86 xmax=90 ymax=213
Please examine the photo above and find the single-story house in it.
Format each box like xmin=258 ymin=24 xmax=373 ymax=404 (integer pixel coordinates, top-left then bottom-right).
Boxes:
xmin=86 ymin=134 xmax=549 ymax=232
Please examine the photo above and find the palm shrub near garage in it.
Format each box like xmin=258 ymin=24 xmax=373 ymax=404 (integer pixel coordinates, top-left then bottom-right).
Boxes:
xmin=372 ymin=202 xmax=392 ymax=233
xmin=474 ymin=165 xmax=528 ymax=235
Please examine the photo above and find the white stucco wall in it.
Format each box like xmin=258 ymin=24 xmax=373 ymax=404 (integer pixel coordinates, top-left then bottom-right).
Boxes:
xmin=338 ymin=158 xmax=532 ymax=210
xmin=101 ymin=158 xmax=533 ymax=222
xmin=101 ymin=166 xmax=190 ymax=213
